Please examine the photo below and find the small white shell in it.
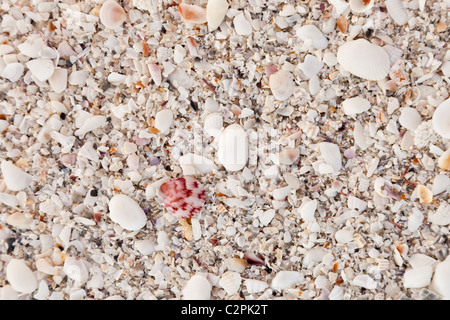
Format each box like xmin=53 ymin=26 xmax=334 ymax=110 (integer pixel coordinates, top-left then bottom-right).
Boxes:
xmin=233 ymin=12 xmax=252 ymax=36
xmin=244 ymin=279 xmax=269 ymax=294
xmin=269 ymin=70 xmax=295 ymax=101
xmin=385 ymin=0 xmax=408 ymax=26
xmin=428 ymin=202 xmax=450 ymax=226
xmin=206 ymin=0 xmax=228 ymax=31
xmin=2 ymin=63 xmax=24 ymax=82
xmin=147 ymin=63 xmax=162 ymax=86
xmin=337 ymin=39 xmax=390 ymax=81
xmin=17 ymin=36 xmax=44 ymax=58
xmin=296 ymin=25 xmax=328 ymax=50
xmin=335 ymin=227 xmax=354 ymax=244
xmin=1 ymin=160 xmax=33 ymax=191
xmin=178 ymin=3 xmax=207 ymax=24
xmin=349 ymin=0 xmax=374 ymax=13
xmin=48 ymin=68 xmax=68 ymax=93
xmin=99 ymin=0 xmax=126 ymax=29
xmin=342 ymin=97 xmax=371 ymax=116
xmin=407 ymin=208 xmax=424 ymax=232
xmin=108 ymin=194 xmax=147 ymax=231
xmin=389 ymin=60 xmax=408 ymax=85
xmin=6 ymin=259 xmax=38 ymax=294
xmin=438 ymin=148 xmax=450 ymax=171
xmin=63 ymin=257 xmax=89 ymax=283
xmin=26 ymin=58 xmax=55 ymax=82
xmin=403 ymin=266 xmax=433 ymax=288
xmin=179 ymin=153 xmax=218 ymax=175
xmin=432 ymin=174 xmax=450 ymax=195
xmin=299 ymin=54 xmax=323 ymax=79
xmin=217 ymin=123 xmax=248 ymax=172
xmin=219 ymin=271 xmax=241 ymax=295
xmin=278 ymin=148 xmax=300 ymax=165
xmin=318 ymin=142 xmax=342 ymax=172
xmin=154 ymin=109 xmax=173 ymax=135
xmin=408 ymin=254 xmax=437 ymax=270
xmin=203 ymin=113 xmax=223 ymax=137
xmin=432 ymin=98 xmax=450 ymax=139
xmin=182 ymin=274 xmax=212 ymax=300
xmin=271 ymin=271 xmax=303 ymax=290
xmin=352 ymin=274 xmax=377 ymax=289
xmin=398 ymin=107 xmax=422 ymax=131
xmin=429 ymin=256 xmax=450 ymax=299
xmin=298 ymin=198 xmax=317 ymax=222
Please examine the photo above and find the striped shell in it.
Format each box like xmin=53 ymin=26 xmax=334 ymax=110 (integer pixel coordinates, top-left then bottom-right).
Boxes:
xmin=337 ymin=39 xmax=390 ymax=81
xmin=160 ymin=177 xmax=206 ymax=219
xmin=385 ymin=0 xmax=408 ymax=26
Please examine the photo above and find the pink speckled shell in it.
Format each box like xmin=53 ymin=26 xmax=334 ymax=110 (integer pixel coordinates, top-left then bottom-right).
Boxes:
xmin=160 ymin=177 xmax=206 ymax=219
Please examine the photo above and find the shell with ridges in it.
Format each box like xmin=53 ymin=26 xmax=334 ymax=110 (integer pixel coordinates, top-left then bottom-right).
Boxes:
xmin=219 ymin=271 xmax=241 ymax=295
xmin=385 ymin=0 xmax=408 ymax=26
xmin=337 ymin=39 xmax=390 ymax=81
xmin=269 ymin=70 xmax=295 ymax=101
xmin=182 ymin=274 xmax=212 ymax=300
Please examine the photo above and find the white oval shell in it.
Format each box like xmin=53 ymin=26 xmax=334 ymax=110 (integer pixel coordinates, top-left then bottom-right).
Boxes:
xmin=349 ymin=0 xmax=374 ymax=13
xmin=269 ymin=70 xmax=295 ymax=101
xmin=204 ymin=113 xmax=223 ymax=137
xmin=271 ymin=271 xmax=303 ymax=290
xmin=342 ymin=97 xmax=371 ymax=116
xmin=99 ymin=0 xmax=126 ymax=29
xmin=429 ymin=202 xmax=450 ymax=226
xmin=219 ymin=271 xmax=241 ymax=295
xmin=296 ymin=25 xmax=328 ymax=49
xmin=154 ymin=109 xmax=173 ymax=135
xmin=233 ymin=12 xmax=252 ymax=36
xmin=2 ymin=63 xmax=24 ymax=82
xmin=403 ymin=266 xmax=433 ymax=288
xmin=409 ymin=254 xmax=437 ymax=270
xmin=430 ymin=256 xmax=450 ymax=299
xmin=108 ymin=194 xmax=147 ymax=231
xmin=48 ymin=68 xmax=68 ymax=93
xmin=207 ymin=0 xmax=228 ymax=31
xmin=6 ymin=259 xmax=38 ymax=294
xmin=1 ymin=160 xmax=33 ymax=191
xmin=217 ymin=123 xmax=248 ymax=172
xmin=337 ymin=39 xmax=390 ymax=81
xmin=26 ymin=58 xmax=55 ymax=82
xmin=385 ymin=0 xmax=408 ymax=26
xmin=352 ymin=274 xmax=377 ymax=289
xmin=244 ymin=279 xmax=269 ymax=294
xmin=318 ymin=142 xmax=342 ymax=172
xmin=182 ymin=274 xmax=212 ymax=300
xmin=432 ymin=98 xmax=450 ymax=139
xmin=399 ymin=107 xmax=422 ymax=131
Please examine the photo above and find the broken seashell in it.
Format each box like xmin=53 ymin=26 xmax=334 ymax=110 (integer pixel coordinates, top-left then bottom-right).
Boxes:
xmin=269 ymin=70 xmax=295 ymax=101
xmin=219 ymin=271 xmax=241 ymax=295
xmin=206 ymin=0 xmax=228 ymax=31
xmin=160 ymin=177 xmax=206 ymax=219
xmin=225 ymin=257 xmax=247 ymax=273
xmin=278 ymin=148 xmax=300 ymax=165
xmin=178 ymin=3 xmax=207 ymax=24
xmin=352 ymin=274 xmax=377 ymax=289
xmin=416 ymin=184 xmax=433 ymax=203
xmin=296 ymin=25 xmax=328 ymax=50
xmin=318 ymin=142 xmax=342 ymax=172
xmin=147 ymin=63 xmax=162 ymax=86
xmin=409 ymin=253 xmax=437 ymax=270
xmin=271 ymin=271 xmax=303 ymax=291
xmin=349 ymin=0 xmax=374 ymax=13
xmin=48 ymin=68 xmax=68 ymax=93
xmin=383 ymin=45 xmax=403 ymax=66
xmin=399 ymin=107 xmax=422 ymax=131
xmin=6 ymin=259 xmax=38 ymax=294
xmin=1 ymin=160 xmax=33 ymax=191
xmin=99 ymin=0 xmax=126 ymax=29
xmin=244 ymin=279 xmax=269 ymax=294
xmin=389 ymin=60 xmax=408 ymax=86
xmin=341 ymin=97 xmax=371 ymax=116
xmin=337 ymin=39 xmax=390 ymax=81
xmin=2 ymin=63 xmax=24 ymax=82
xmin=298 ymin=198 xmax=317 ymax=222
xmin=336 ymin=15 xmax=348 ymax=33
xmin=438 ymin=148 xmax=450 ymax=171
xmin=233 ymin=12 xmax=252 ymax=36
xmin=403 ymin=266 xmax=433 ymax=288
xmin=26 ymin=58 xmax=55 ymax=82
xmin=108 ymin=194 xmax=147 ymax=231
xmin=217 ymin=123 xmax=248 ymax=171
xmin=385 ymin=0 xmax=408 ymax=26
xmin=183 ymin=274 xmax=212 ymax=300
xmin=57 ymin=40 xmax=77 ymax=58
xmin=432 ymin=98 xmax=450 ymax=139
xmin=154 ymin=109 xmax=173 ymax=135
xmin=203 ymin=113 xmax=223 ymax=138
xmin=428 ymin=202 xmax=450 ymax=226
xmin=179 ymin=153 xmax=218 ymax=175
xmin=429 ymin=256 xmax=450 ymax=299
xmin=299 ymin=54 xmax=323 ymax=79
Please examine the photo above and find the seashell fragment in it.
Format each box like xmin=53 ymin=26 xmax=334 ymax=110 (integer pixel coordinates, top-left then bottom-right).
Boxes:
xmin=383 ymin=45 xmax=403 ymax=66
xmin=225 ymin=257 xmax=247 ymax=273
xmin=182 ymin=274 xmax=212 ymax=300
xmin=99 ymin=0 xmax=126 ymax=29
xmin=159 ymin=177 xmax=206 ymax=219
xmin=399 ymin=107 xmax=422 ymax=131
xmin=336 ymin=15 xmax=348 ymax=33
xmin=154 ymin=109 xmax=173 ymax=135
xmin=278 ymin=148 xmax=300 ymax=165
xmin=2 ymin=63 xmax=24 ymax=82
xmin=403 ymin=266 xmax=433 ymax=288
xmin=298 ymin=198 xmax=317 ymax=222
xmin=428 ymin=202 xmax=450 ymax=226
xmin=318 ymin=142 xmax=342 ymax=172
xmin=204 ymin=113 xmax=223 ymax=138
xmin=26 ymin=58 xmax=55 ymax=82
xmin=385 ymin=0 xmax=408 ymax=26
xmin=147 ymin=63 xmax=162 ymax=86
xmin=342 ymin=97 xmax=371 ymax=116
xmin=409 ymin=254 xmax=437 ymax=270
xmin=244 ymin=279 xmax=269 ymax=294
xmin=271 ymin=271 xmax=303 ymax=290
xmin=269 ymin=70 xmax=295 ymax=101
xmin=108 ymin=194 xmax=147 ymax=231
xmin=179 ymin=153 xmax=218 ymax=175
xmin=6 ymin=259 xmax=38 ymax=294
xmin=1 ymin=160 xmax=33 ymax=191
xmin=337 ymin=39 xmax=390 ymax=81
xmin=63 ymin=257 xmax=89 ymax=284
xmin=178 ymin=3 xmax=207 ymax=24
xmin=432 ymin=98 xmax=450 ymax=139
xmin=429 ymin=256 xmax=450 ymax=299
xmin=296 ymin=25 xmax=328 ymax=50
xmin=299 ymin=54 xmax=323 ymax=79
xmin=416 ymin=184 xmax=433 ymax=203
xmin=389 ymin=60 xmax=408 ymax=86
xmin=349 ymin=0 xmax=374 ymax=13
xmin=206 ymin=0 xmax=228 ymax=31
xmin=438 ymin=148 xmax=450 ymax=171
xmin=217 ymin=123 xmax=248 ymax=171
xmin=233 ymin=12 xmax=252 ymax=36
xmin=219 ymin=271 xmax=241 ymax=295
xmin=48 ymin=68 xmax=68 ymax=93
xmin=352 ymin=274 xmax=377 ymax=289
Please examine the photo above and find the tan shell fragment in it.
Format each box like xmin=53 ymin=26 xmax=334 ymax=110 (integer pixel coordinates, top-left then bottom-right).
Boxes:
xmin=99 ymin=0 xmax=126 ymax=29
xmin=416 ymin=185 xmax=433 ymax=204
xmin=178 ymin=3 xmax=207 ymax=24
xmin=438 ymin=148 xmax=450 ymax=171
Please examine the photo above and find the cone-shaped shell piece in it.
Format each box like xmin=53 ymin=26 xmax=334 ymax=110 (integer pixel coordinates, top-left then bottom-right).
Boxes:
xmin=337 ymin=39 xmax=390 ymax=81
